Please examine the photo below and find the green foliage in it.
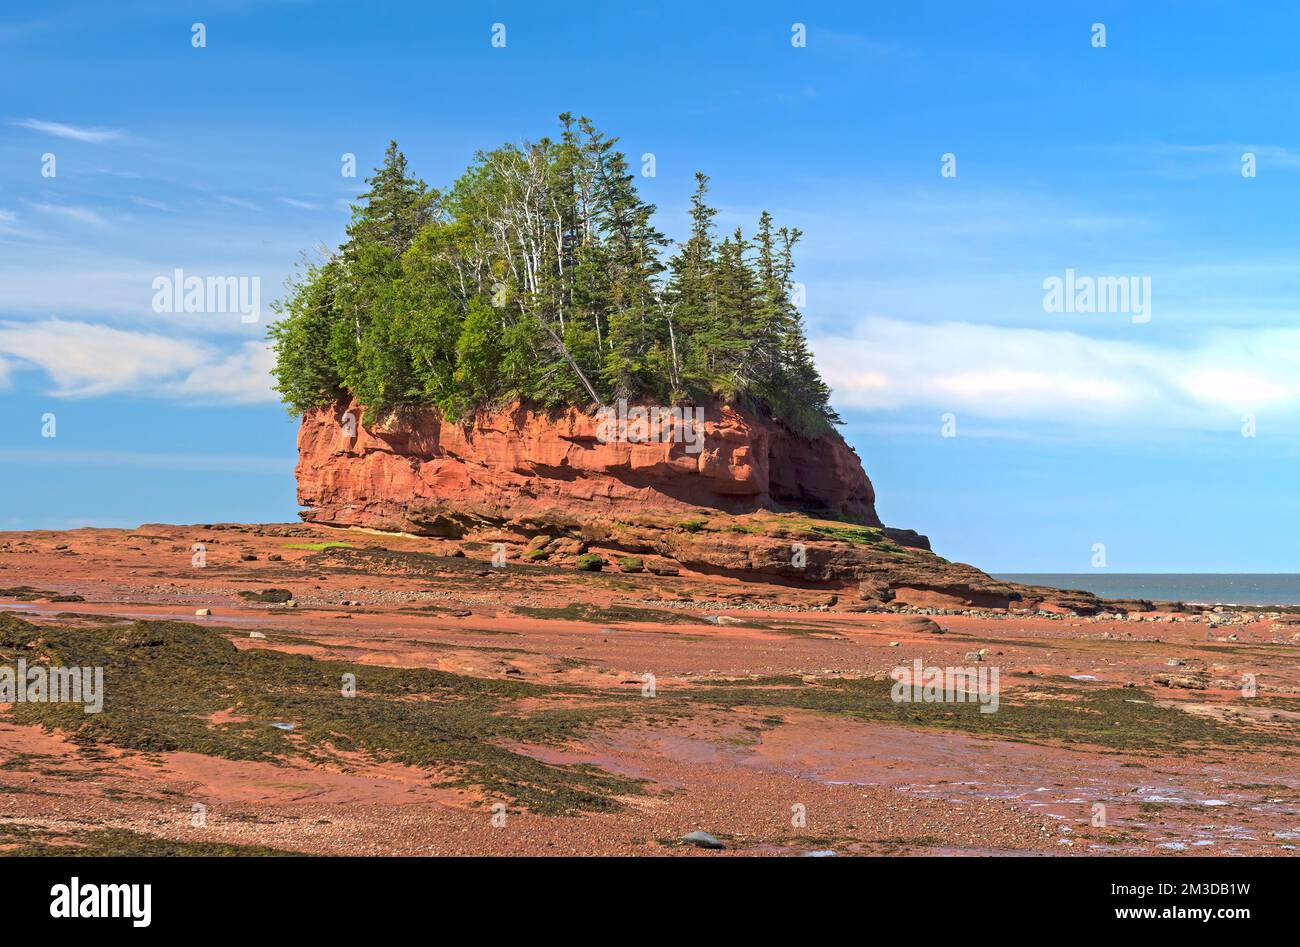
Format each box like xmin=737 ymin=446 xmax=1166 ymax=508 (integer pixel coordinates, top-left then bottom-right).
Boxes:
xmin=345 ymin=140 xmax=436 ymax=255
xmin=269 ymin=116 xmax=842 ymax=435
xmin=574 ymin=553 xmax=604 ymax=571
xmin=267 ymin=258 xmax=343 ymax=412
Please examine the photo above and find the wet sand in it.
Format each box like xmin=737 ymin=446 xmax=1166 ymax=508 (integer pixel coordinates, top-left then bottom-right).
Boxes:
xmin=0 ymin=523 xmax=1295 ymax=856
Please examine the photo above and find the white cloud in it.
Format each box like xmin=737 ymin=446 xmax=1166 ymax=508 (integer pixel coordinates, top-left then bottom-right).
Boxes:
xmin=0 ymin=255 xmax=284 ymax=327
xmin=1121 ymin=142 xmax=1300 ymax=176
xmin=217 ymin=195 xmax=261 ymax=212
xmin=0 ymin=319 xmax=276 ymax=402
xmin=24 ymin=201 xmax=108 ymax=228
xmin=171 ymin=340 xmax=277 ymax=404
xmin=131 ymin=196 xmax=171 ymax=212
xmin=280 ymin=197 xmax=320 ymax=210
xmin=814 ymin=317 xmax=1300 ymax=427
xmin=0 ymin=209 xmax=22 ymax=238
xmin=818 ymin=31 xmax=915 ymax=62
xmin=11 ymin=118 xmax=125 ymax=143
xmin=0 ymin=319 xmax=206 ymax=397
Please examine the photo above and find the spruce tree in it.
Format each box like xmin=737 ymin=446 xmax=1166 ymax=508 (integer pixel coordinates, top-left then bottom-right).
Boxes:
xmin=270 ymin=117 xmax=844 ymax=437
xmin=665 ymin=172 xmax=719 ymax=393
xmin=583 ymin=120 xmax=667 ymax=398
xmin=345 ymin=141 xmax=436 ymax=256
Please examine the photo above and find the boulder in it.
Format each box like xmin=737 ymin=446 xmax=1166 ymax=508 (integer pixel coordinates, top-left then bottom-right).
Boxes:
xmin=897 ymin=616 xmax=944 ymax=635
xmin=680 ymin=831 xmax=725 ymax=850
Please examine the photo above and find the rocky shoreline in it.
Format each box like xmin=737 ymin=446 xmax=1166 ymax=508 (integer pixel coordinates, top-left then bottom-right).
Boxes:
xmin=1 ymin=521 xmax=1296 ymax=856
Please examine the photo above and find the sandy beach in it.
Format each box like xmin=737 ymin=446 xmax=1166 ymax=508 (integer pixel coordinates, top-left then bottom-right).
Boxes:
xmin=1 ymin=522 xmax=1295 ymax=857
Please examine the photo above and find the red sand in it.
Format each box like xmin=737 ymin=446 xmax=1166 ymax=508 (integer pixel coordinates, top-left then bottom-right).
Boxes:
xmin=0 ymin=523 xmax=1296 ymax=856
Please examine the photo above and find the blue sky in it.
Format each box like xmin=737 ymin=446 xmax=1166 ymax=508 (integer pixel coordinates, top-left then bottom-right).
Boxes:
xmin=2 ymin=1 xmax=1299 ymax=571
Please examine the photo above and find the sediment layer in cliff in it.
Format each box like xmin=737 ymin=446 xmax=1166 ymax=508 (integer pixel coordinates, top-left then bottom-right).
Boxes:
xmin=297 ymin=398 xmax=883 ymax=532
xmin=294 ymin=399 xmax=1113 ymax=612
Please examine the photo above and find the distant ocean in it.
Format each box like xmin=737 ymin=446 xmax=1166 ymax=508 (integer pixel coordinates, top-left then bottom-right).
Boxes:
xmin=993 ymin=573 xmax=1300 ymax=607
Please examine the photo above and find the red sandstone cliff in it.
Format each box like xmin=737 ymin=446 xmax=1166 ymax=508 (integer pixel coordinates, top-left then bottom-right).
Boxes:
xmin=297 ymin=398 xmax=882 ymax=534
xmin=294 ymin=399 xmax=1116 ymax=612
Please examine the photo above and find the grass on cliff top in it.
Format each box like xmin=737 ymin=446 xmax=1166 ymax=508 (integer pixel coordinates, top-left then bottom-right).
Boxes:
xmin=283 ymin=540 xmax=353 ymax=551
xmin=668 ymin=512 xmax=914 ymax=556
xmin=780 ymin=518 xmax=906 ymax=552
xmin=0 ymin=613 xmax=652 ymax=815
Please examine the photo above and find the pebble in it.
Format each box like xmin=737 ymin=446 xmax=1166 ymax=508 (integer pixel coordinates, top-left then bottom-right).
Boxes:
xmin=681 ymin=831 xmax=725 ymax=849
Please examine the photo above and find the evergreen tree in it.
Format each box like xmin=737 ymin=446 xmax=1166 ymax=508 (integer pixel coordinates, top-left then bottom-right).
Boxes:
xmin=268 ymin=256 xmax=343 ymax=410
xmin=345 ymin=141 xmax=436 ymax=256
xmin=582 ymin=119 xmax=668 ymax=398
xmin=664 ymin=172 xmax=719 ymax=393
xmin=269 ymin=117 xmax=843 ymax=437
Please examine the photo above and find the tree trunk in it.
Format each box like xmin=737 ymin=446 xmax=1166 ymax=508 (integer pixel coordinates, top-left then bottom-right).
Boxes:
xmin=539 ymin=320 xmax=603 ymax=406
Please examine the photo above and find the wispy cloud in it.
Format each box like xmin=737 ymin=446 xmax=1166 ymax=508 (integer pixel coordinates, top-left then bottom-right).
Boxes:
xmin=0 ymin=208 xmax=41 ymax=243
xmin=0 ymin=256 xmax=283 ymax=324
xmin=24 ymin=200 xmax=109 ymax=228
xmin=169 ymin=340 xmax=277 ymax=404
xmin=0 ymin=319 xmax=206 ymax=397
xmin=0 ymin=319 xmax=276 ymax=402
xmin=814 ymin=317 xmax=1300 ymax=429
xmin=818 ymin=30 xmax=915 ymax=62
xmin=1110 ymin=141 xmax=1300 ymax=178
xmin=217 ymin=195 xmax=261 ymax=212
xmin=11 ymin=118 xmax=125 ymax=143
xmin=279 ymin=197 xmax=320 ymax=210
xmin=131 ymin=196 xmax=171 ymax=212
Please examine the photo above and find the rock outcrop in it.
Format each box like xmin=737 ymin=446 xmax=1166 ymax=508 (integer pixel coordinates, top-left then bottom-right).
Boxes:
xmin=295 ymin=398 xmax=1108 ymax=613
xmin=297 ymin=398 xmax=883 ymax=533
